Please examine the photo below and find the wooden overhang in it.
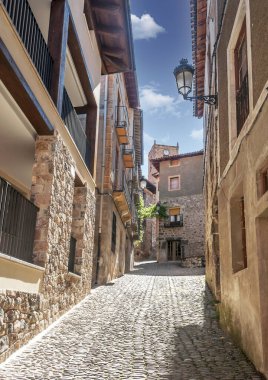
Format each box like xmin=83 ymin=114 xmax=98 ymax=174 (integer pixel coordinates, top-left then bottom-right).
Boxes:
xmin=190 ymin=0 xmax=207 ymax=118
xmin=85 ymin=0 xmax=135 ymax=75
xmin=123 ymin=148 xmax=135 ymax=168
xmin=144 ymin=179 xmax=156 ymax=195
xmin=116 ymin=123 xmax=129 ymax=145
xmin=0 ymin=39 xmax=53 ymax=135
xmin=133 ymin=108 xmax=144 ymax=167
xmin=112 ymin=192 xmax=131 ymax=222
xmin=124 ymin=71 xmax=140 ymax=109
xmin=151 ymin=150 xmax=204 ymax=172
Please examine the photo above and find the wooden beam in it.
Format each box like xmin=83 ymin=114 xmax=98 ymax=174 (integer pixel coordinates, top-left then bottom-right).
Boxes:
xmin=103 ymin=55 xmax=127 ymax=72
xmin=96 ymin=25 xmax=123 ymax=36
xmin=68 ymin=14 xmax=96 ymax=107
xmin=0 ymin=39 xmax=54 ymax=135
xmin=91 ymin=1 xmax=120 ymax=13
xmin=48 ymin=0 xmax=70 ymax=114
xmin=84 ymin=0 xmax=94 ymax=31
xmin=102 ymin=47 xmax=125 ymax=58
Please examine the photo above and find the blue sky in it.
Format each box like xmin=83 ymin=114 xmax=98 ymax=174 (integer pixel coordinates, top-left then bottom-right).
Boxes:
xmin=129 ymin=0 xmax=203 ymax=176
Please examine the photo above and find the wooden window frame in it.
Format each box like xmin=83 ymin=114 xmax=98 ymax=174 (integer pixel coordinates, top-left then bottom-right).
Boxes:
xmin=234 ymin=19 xmax=249 ymax=135
xmin=168 ymin=176 xmax=180 ymax=191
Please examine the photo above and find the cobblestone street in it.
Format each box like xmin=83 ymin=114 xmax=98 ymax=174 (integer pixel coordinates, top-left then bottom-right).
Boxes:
xmin=0 ymin=262 xmax=263 ymax=380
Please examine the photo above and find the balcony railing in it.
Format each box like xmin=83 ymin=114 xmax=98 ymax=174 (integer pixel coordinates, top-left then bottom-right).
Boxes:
xmin=62 ymin=88 xmax=91 ymax=169
xmin=115 ymin=106 xmax=129 ymax=145
xmin=2 ymin=0 xmax=53 ymax=91
xmin=236 ymin=72 xmax=249 ymax=135
xmin=0 ymin=176 xmax=38 ymax=264
xmin=164 ymin=215 xmax=184 ymax=228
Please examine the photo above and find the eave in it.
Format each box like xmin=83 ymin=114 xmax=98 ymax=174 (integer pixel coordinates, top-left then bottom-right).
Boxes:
xmin=191 ymin=0 xmax=207 ymax=118
xmin=85 ymin=0 xmax=135 ymax=74
xmin=124 ymin=71 xmax=140 ymax=108
xmin=151 ymin=150 xmax=204 ymax=171
xmin=133 ymin=108 xmax=143 ymax=167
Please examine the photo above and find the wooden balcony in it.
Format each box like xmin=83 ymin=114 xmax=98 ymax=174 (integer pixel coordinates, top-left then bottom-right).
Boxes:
xmin=112 ymin=175 xmax=132 ymax=223
xmin=115 ymin=106 xmax=130 ymax=145
xmin=116 ymin=121 xmax=129 ymax=145
xmin=123 ymin=148 xmax=135 ymax=168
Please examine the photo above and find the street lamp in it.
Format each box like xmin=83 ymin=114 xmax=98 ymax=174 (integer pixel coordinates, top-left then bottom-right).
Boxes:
xmin=173 ymin=58 xmax=217 ymax=105
xmin=140 ymin=176 xmax=147 ymax=190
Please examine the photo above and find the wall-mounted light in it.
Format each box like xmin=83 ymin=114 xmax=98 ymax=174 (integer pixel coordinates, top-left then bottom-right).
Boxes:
xmin=140 ymin=176 xmax=147 ymax=190
xmin=173 ymin=58 xmax=217 ymax=105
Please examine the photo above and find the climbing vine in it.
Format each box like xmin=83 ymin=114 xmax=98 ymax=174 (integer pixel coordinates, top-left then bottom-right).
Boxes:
xmin=136 ymin=196 xmax=168 ymax=243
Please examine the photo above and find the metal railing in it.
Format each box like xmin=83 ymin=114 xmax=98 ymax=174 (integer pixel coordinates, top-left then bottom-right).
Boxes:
xmin=62 ymin=88 xmax=91 ymax=169
xmin=164 ymin=215 xmax=184 ymax=228
xmin=115 ymin=106 xmax=129 ymax=128
xmin=2 ymin=0 xmax=53 ymax=91
xmin=68 ymin=235 xmax=77 ymax=273
xmin=236 ymin=73 xmax=249 ymax=135
xmin=0 ymin=176 xmax=38 ymax=263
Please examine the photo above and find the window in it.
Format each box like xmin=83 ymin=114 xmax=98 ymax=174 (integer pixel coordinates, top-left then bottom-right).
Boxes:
xmin=169 ymin=207 xmax=180 ymax=222
xmin=230 ymin=193 xmax=247 ymax=273
xmin=170 ymin=159 xmax=179 ymax=167
xmin=111 ymin=212 xmax=117 ymax=252
xmin=235 ymin=19 xmax=249 ymax=135
xmin=169 ymin=176 xmax=180 ymax=191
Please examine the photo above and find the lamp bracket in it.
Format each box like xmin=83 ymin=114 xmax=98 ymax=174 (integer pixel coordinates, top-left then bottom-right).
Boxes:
xmin=184 ymin=94 xmax=217 ymax=106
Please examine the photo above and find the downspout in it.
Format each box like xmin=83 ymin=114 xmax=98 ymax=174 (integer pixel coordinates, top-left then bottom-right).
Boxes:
xmin=96 ymin=75 xmax=108 ymax=284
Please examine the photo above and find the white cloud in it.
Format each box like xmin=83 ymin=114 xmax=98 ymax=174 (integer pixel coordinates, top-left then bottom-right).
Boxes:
xmin=190 ymin=128 xmax=203 ymax=141
xmin=131 ymin=14 xmax=165 ymax=40
xmin=140 ymin=85 xmax=181 ymax=118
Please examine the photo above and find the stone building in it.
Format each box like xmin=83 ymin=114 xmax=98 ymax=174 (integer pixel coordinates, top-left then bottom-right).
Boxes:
xmin=0 ymin=0 xmax=135 ymax=361
xmin=151 ymin=150 xmax=204 ymax=266
xmin=137 ymin=178 xmax=157 ymax=260
xmin=191 ymin=0 xmax=268 ymax=376
xmin=138 ymin=143 xmax=179 ymax=260
xmin=92 ymin=73 xmax=143 ymax=285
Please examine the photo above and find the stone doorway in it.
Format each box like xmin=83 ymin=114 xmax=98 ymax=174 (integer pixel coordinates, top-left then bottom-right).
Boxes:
xmin=167 ymin=240 xmax=181 ymax=261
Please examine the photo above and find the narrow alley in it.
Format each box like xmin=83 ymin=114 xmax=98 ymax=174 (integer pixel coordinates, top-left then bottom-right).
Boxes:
xmin=0 ymin=262 xmax=262 ymax=380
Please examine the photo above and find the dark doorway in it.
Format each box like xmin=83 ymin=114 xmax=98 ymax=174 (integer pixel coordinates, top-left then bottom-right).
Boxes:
xmin=167 ymin=240 xmax=181 ymax=261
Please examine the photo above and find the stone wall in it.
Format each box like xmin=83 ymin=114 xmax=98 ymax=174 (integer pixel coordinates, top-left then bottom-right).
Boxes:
xmin=0 ymin=134 xmax=96 ymax=362
xmin=158 ymin=194 xmax=204 ymax=264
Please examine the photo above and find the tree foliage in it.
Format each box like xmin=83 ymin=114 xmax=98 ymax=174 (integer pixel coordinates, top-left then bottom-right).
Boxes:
xmin=136 ymin=196 xmax=168 ymax=242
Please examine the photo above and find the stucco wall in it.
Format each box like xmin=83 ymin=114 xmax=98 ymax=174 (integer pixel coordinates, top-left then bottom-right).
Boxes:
xmin=218 ymin=96 xmax=268 ymax=376
xmin=159 ymin=155 xmax=203 ymax=199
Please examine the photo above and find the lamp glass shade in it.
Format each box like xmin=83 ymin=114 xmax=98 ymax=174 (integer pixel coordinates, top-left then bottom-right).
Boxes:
xmin=174 ymin=59 xmax=194 ymax=97
xmin=140 ymin=178 xmax=147 ymax=189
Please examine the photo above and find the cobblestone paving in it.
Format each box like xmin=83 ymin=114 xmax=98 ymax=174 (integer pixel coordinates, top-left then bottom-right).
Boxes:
xmin=0 ymin=262 xmax=264 ymax=380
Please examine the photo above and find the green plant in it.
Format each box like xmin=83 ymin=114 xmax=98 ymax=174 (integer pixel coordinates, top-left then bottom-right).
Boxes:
xmin=136 ymin=196 xmax=168 ymax=242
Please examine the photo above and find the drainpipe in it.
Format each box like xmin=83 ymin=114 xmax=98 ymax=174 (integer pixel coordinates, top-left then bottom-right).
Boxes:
xmin=96 ymin=75 xmax=108 ymax=284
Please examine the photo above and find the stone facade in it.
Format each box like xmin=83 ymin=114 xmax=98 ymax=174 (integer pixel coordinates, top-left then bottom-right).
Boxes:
xmin=158 ymin=194 xmax=204 ymax=265
xmin=0 ymin=134 xmax=95 ymax=362
xmin=151 ymin=151 xmax=205 ymax=266
xmin=92 ymin=74 xmax=141 ymax=285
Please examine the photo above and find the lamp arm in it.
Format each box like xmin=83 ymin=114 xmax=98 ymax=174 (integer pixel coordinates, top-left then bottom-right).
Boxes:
xmin=184 ymin=94 xmax=217 ymax=105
